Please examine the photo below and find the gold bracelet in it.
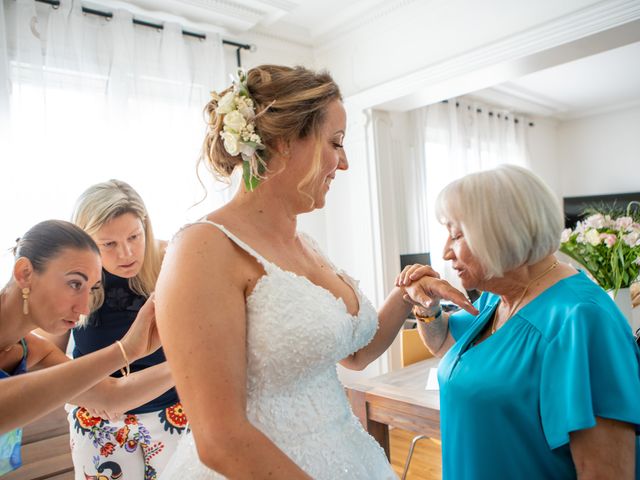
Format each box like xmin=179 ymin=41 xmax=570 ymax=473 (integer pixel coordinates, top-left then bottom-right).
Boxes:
xmin=115 ymin=340 xmax=130 ymax=377
xmin=413 ymin=306 xmax=442 ymax=324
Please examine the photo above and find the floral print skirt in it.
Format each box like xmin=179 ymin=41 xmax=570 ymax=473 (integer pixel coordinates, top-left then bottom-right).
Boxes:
xmin=68 ymin=402 xmax=187 ymax=480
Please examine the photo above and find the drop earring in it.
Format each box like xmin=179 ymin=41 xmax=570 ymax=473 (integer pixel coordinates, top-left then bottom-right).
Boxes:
xmin=22 ymin=287 xmax=30 ymax=315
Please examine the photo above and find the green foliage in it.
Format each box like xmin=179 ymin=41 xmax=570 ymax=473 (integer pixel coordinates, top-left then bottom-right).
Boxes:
xmin=560 ymin=203 xmax=640 ymax=296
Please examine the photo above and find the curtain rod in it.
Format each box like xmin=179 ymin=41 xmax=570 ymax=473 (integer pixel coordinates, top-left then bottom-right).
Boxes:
xmin=442 ymin=99 xmax=535 ymax=127
xmin=33 ymin=0 xmax=253 ymax=67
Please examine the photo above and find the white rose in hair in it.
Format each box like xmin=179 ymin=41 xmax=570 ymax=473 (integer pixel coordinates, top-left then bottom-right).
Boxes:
xmin=224 ymin=110 xmax=247 ymax=132
xmin=216 ymin=91 xmax=236 ymax=114
xmin=236 ymin=97 xmax=255 ymax=120
xmin=220 ymin=131 xmax=240 ymax=156
xmin=239 ymin=142 xmax=257 ymax=158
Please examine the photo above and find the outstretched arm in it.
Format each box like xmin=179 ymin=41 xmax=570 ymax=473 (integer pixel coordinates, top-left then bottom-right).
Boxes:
xmin=339 ymin=287 xmax=411 ymax=370
xmin=32 ymin=298 xmax=173 ymax=413
xmin=341 ymin=265 xmax=477 ymax=369
xmin=67 ymin=362 xmax=174 ymax=413
xmin=0 ymin=342 xmax=132 ymax=434
xmin=155 ymin=224 xmax=312 ymax=479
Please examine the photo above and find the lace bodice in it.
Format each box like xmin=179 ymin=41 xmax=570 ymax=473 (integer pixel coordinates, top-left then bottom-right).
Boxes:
xmin=161 ymin=221 xmax=397 ymax=479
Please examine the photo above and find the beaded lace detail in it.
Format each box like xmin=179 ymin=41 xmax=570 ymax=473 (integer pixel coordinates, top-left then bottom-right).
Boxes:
xmin=160 ymin=221 xmax=396 ymax=479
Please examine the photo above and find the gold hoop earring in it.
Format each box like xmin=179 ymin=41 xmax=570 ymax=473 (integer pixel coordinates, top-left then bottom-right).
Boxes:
xmin=22 ymin=287 xmax=30 ymax=315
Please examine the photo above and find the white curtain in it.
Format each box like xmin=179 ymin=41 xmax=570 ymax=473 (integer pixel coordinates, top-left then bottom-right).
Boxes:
xmin=404 ymin=97 xmax=530 ymax=288
xmin=0 ymin=0 xmax=228 ymax=278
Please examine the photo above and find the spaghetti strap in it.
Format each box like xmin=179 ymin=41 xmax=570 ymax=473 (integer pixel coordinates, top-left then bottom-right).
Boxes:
xmin=189 ymin=220 xmax=274 ymax=272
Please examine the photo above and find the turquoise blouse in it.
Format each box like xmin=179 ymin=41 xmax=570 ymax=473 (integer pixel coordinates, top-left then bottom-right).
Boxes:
xmin=438 ymin=271 xmax=640 ymax=479
xmin=0 ymin=339 xmax=28 ymax=475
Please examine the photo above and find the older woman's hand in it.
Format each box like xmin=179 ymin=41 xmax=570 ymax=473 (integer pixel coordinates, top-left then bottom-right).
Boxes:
xmin=399 ymin=264 xmax=479 ymax=316
xmin=395 ymin=264 xmax=440 ymax=287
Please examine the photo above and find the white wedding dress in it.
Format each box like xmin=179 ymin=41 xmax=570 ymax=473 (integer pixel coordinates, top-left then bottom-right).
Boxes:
xmin=160 ymin=221 xmax=396 ymax=479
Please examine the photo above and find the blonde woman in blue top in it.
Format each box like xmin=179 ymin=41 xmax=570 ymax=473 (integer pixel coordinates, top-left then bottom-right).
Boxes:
xmin=399 ymin=164 xmax=640 ymax=479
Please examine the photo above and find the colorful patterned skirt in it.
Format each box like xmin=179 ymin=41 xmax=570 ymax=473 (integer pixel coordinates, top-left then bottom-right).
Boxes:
xmin=68 ymin=402 xmax=187 ymax=480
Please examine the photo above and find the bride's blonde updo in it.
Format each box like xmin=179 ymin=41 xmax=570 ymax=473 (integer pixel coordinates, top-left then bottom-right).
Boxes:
xmin=201 ymin=65 xmax=342 ymax=183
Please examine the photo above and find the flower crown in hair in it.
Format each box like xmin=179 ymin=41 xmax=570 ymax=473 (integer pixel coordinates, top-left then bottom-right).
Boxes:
xmin=211 ymin=69 xmax=267 ymax=190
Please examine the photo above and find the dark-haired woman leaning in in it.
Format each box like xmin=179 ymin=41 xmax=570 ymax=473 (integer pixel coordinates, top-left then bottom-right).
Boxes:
xmin=0 ymin=220 xmax=162 ymax=475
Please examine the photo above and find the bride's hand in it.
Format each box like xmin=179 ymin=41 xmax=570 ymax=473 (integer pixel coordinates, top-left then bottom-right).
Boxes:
xmin=404 ymin=276 xmax=479 ymax=316
xmin=395 ymin=263 xmax=440 ymax=287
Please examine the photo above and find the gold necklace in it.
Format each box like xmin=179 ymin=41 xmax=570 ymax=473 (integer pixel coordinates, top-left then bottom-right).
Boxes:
xmin=492 ymin=260 xmax=559 ymax=334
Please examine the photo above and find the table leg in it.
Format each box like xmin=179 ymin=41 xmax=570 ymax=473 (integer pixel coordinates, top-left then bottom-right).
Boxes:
xmin=366 ymin=419 xmax=390 ymax=459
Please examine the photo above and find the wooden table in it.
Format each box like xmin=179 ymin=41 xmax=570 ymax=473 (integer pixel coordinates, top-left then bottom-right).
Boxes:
xmin=345 ymin=358 xmax=441 ymax=459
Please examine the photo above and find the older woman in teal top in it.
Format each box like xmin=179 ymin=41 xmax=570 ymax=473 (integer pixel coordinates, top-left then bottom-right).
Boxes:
xmin=399 ymin=164 xmax=640 ymax=479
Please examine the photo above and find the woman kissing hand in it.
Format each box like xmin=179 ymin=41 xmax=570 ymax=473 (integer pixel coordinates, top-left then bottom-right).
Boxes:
xmin=398 ymin=264 xmax=478 ymax=316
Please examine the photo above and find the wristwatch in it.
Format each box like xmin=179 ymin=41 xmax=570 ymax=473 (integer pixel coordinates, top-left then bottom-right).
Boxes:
xmin=412 ymin=306 xmax=443 ymax=324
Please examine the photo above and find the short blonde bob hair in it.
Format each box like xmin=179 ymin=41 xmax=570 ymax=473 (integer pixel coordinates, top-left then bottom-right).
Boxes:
xmin=435 ymin=164 xmax=564 ymax=279
xmin=72 ymin=180 xmax=162 ymax=311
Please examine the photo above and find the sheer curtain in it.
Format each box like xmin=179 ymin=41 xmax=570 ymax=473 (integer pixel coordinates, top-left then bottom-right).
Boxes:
xmin=0 ymin=0 xmax=228 ymax=278
xmin=404 ymin=97 xmax=530 ymax=288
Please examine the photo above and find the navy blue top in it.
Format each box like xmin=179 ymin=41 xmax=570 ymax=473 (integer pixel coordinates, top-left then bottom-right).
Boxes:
xmin=439 ymin=271 xmax=640 ymax=480
xmin=0 ymin=339 xmax=28 ymax=378
xmin=73 ymin=269 xmax=178 ymax=414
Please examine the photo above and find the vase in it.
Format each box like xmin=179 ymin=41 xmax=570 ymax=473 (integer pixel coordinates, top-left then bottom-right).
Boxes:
xmin=608 ymin=288 xmax=633 ymax=326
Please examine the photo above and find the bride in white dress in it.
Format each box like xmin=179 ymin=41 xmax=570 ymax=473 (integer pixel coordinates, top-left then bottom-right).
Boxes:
xmin=156 ymin=65 xmax=476 ymax=479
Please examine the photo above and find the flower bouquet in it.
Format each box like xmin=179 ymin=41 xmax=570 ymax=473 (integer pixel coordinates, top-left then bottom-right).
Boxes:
xmin=560 ymin=202 xmax=640 ymax=297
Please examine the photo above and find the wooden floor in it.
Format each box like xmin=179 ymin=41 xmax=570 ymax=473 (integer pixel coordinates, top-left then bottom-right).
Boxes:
xmin=390 ymin=428 xmax=442 ymax=480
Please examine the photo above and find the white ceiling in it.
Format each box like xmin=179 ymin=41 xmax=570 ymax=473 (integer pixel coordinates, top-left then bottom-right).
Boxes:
xmin=473 ymin=41 xmax=640 ymax=120
xmin=107 ymin=0 xmax=384 ymax=45
xmin=271 ymin=0 xmax=388 ymax=41
xmin=96 ymin=1 xmax=640 ymax=119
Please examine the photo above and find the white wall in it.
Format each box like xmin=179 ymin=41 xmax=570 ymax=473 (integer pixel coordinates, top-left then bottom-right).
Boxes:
xmin=527 ymin=116 xmax=561 ymax=195
xmin=223 ymin=31 xmax=314 ymax=74
xmin=558 ymin=105 xmax=640 ymax=197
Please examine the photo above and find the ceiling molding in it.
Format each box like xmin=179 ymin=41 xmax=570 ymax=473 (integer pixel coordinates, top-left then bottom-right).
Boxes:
xmin=312 ymin=0 xmax=422 ymax=48
xmin=559 ymin=98 xmax=640 ymax=120
xmin=239 ymin=0 xmax=301 ymax=26
xmin=491 ymin=84 xmax=570 ymax=114
xmin=113 ymin=0 xmax=276 ymax=32
xmin=468 ymin=87 xmax=565 ymax=118
xmin=245 ymin=25 xmax=313 ymax=48
xmin=150 ymin=0 xmax=264 ymax=23
xmin=83 ymin=0 xmax=237 ymax=32
xmin=250 ymin=0 xmax=300 ymax=11
xmin=348 ymin=0 xmax=640 ymax=110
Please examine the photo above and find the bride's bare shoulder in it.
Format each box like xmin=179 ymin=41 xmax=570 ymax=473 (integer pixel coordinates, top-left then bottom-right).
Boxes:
xmin=165 ymin=221 xmax=241 ymax=267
